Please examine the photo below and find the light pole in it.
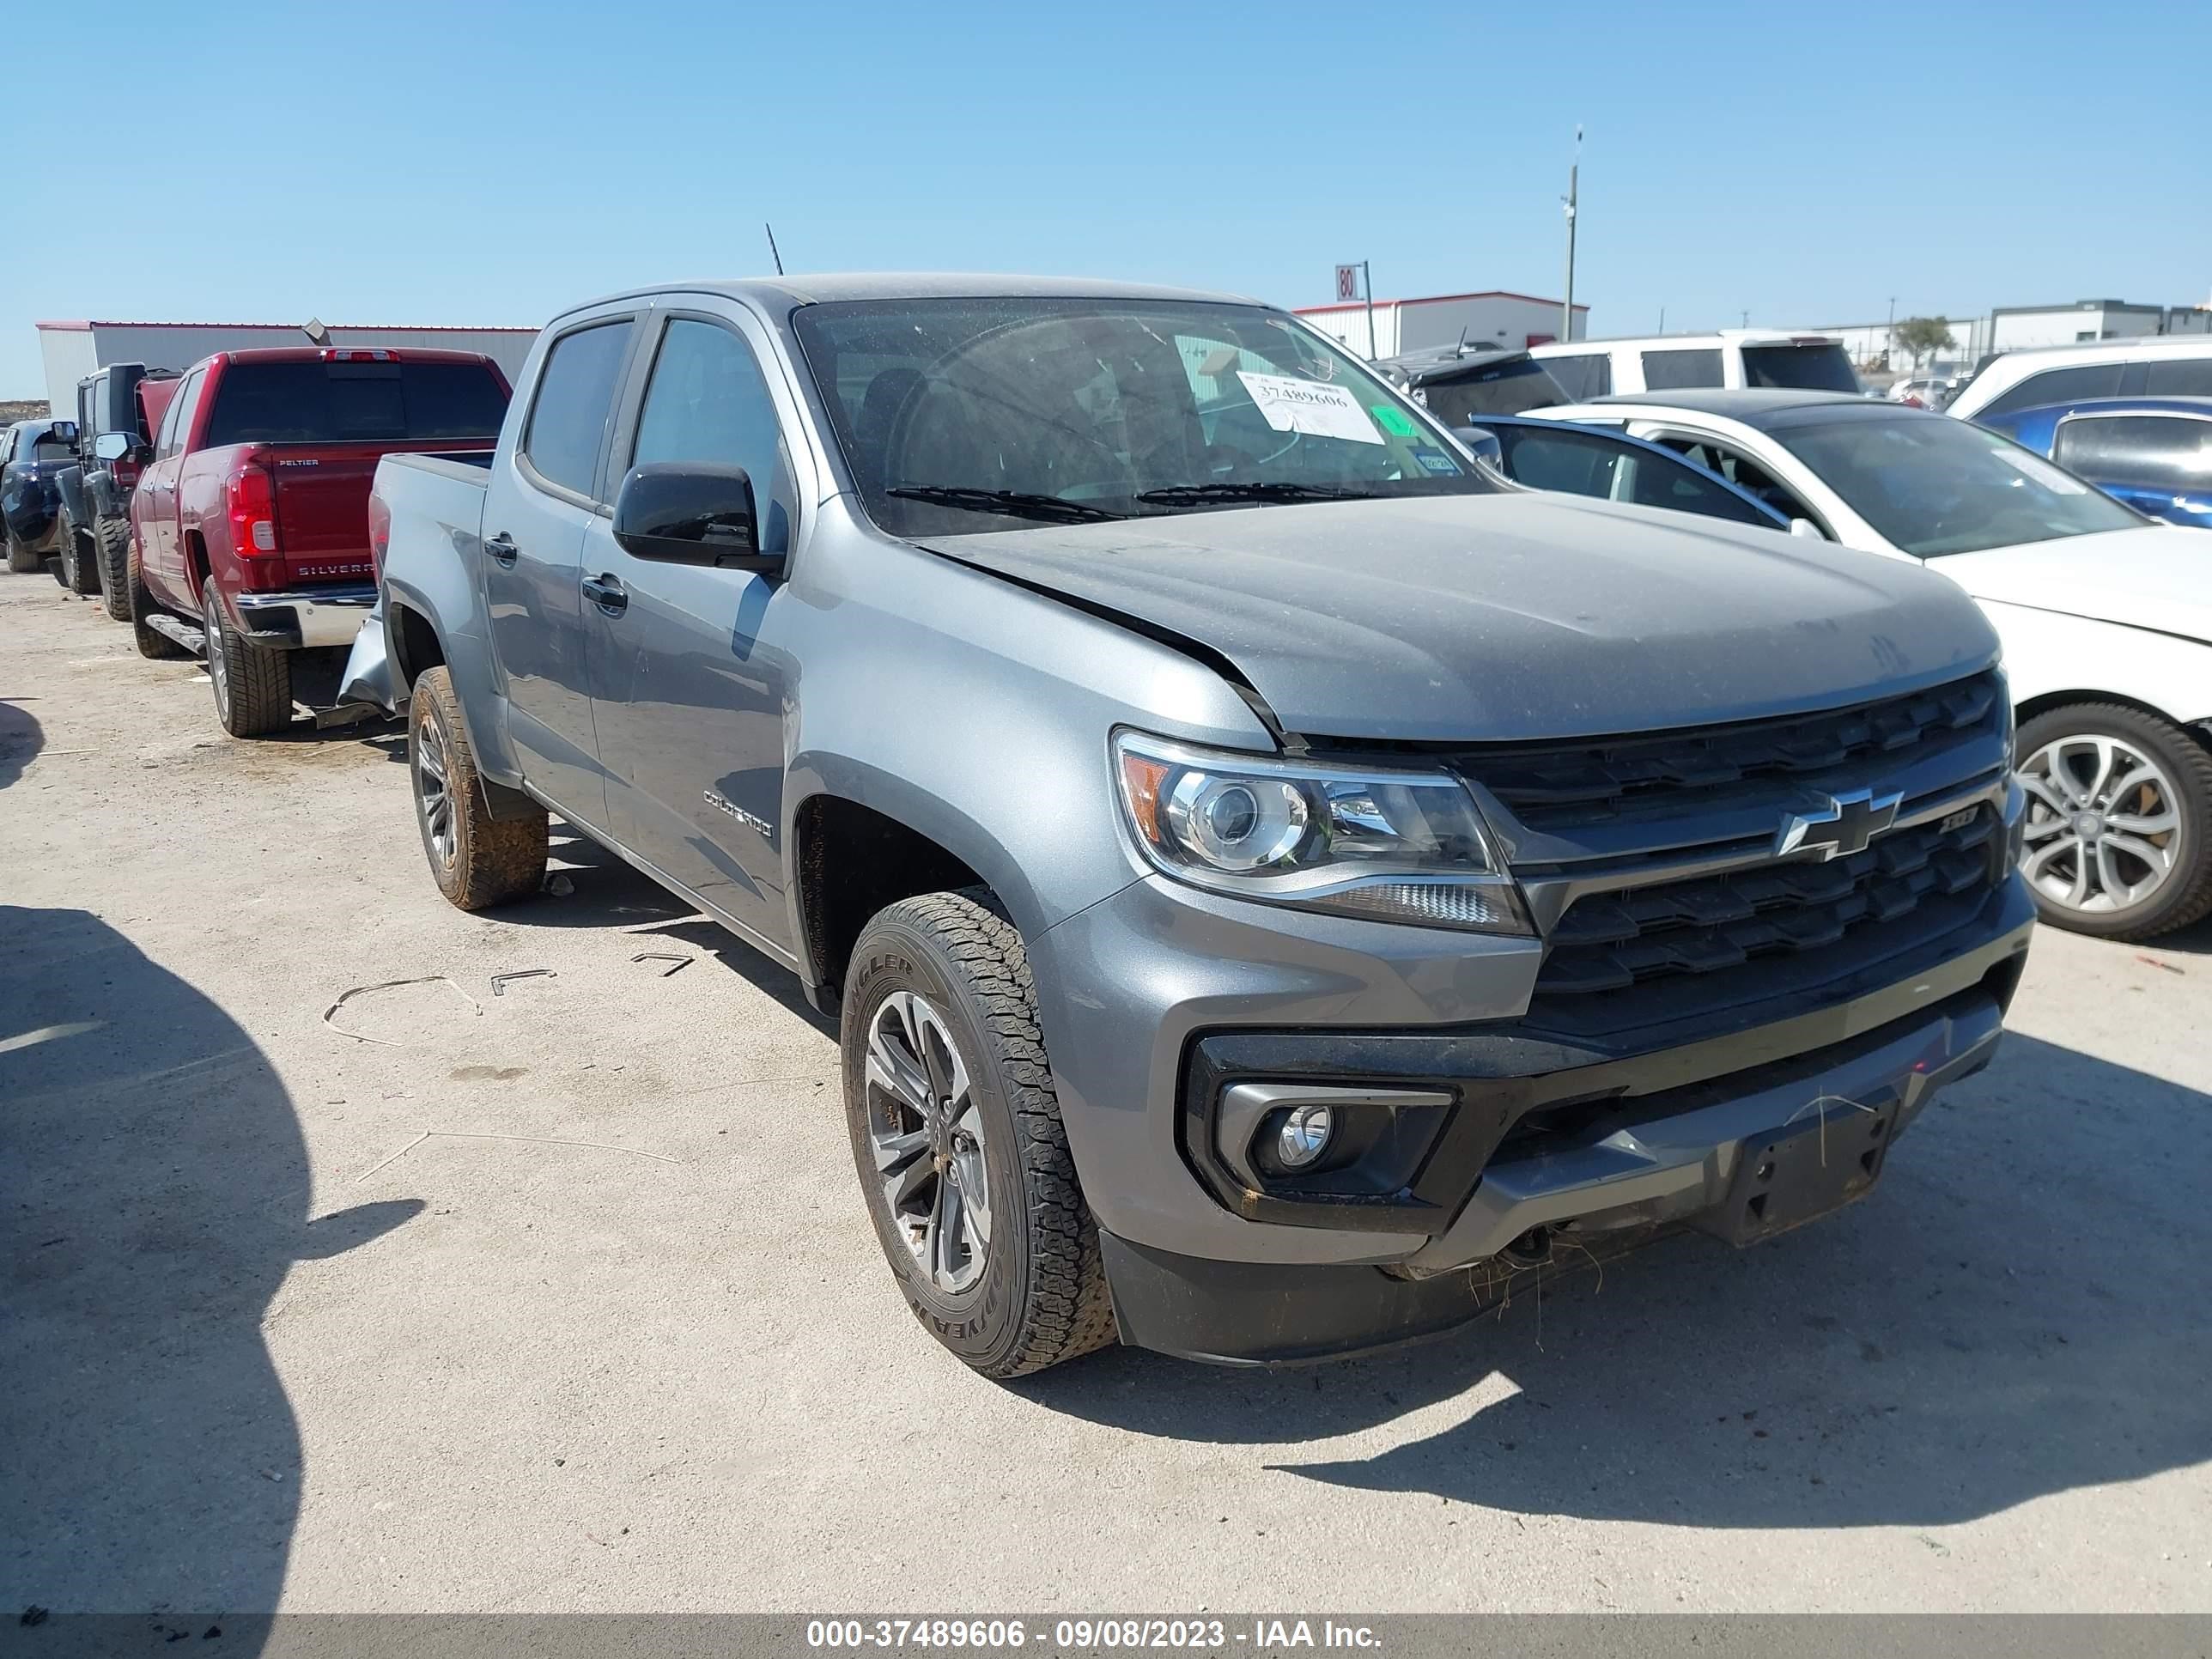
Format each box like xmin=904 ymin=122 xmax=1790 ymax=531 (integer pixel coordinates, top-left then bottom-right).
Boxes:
xmin=1560 ymin=126 xmax=1581 ymax=342
xmin=1887 ymin=295 xmax=1896 ymax=369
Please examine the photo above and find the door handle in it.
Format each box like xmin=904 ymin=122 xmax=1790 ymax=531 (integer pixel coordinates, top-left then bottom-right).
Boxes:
xmin=485 ymin=532 xmax=520 ymax=568
xmin=580 ymin=573 xmax=628 ymax=615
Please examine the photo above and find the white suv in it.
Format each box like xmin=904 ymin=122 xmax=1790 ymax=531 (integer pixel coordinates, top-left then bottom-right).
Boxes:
xmin=1531 ymin=330 xmax=1861 ymax=400
xmin=1947 ymin=336 xmax=2212 ymax=424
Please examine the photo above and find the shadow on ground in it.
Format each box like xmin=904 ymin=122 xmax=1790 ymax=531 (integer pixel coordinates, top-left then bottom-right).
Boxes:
xmin=0 ymin=696 xmax=42 ymax=789
xmin=0 ymin=907 xmax=421 ymax=1626
xmin=1030 ymin=1032 xmax=2212 ymax=1530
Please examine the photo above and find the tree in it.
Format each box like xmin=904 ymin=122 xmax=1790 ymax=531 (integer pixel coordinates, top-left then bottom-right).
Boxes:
xmin=1894 ymin=316 xmax=1956 ymax=368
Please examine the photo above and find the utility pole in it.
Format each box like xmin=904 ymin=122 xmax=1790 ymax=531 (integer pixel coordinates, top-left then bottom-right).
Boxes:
xmin=1741 ymin=309 xmax=1750 ymax=329
xmin=1560 ymin=126 xmax=1581 ymax=342
xmin=1657 ymin=305 xmax=1665 ymax=334
xmin=1887 ymin=295 xmax=1896 ymax=368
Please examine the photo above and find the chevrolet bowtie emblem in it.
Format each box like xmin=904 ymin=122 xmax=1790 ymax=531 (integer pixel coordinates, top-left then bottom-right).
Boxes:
xmin=1776 ymin=788 xmax=1904 ymax=861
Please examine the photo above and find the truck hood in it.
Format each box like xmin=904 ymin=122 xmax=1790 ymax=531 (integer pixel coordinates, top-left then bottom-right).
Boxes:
xmin=1927 ymin=526 xmax=2212 ymax=646
xmin=921 ymin=495 xmax=1997 ymax=742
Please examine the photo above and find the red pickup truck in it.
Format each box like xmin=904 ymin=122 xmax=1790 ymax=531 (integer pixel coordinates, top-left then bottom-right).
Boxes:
xmin=125 ymin=346 xmax=510 ymax=736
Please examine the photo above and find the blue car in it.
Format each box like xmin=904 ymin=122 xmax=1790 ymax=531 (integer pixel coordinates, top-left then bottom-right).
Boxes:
xmin=1976 ymin=396 xmax=2212 ymax=527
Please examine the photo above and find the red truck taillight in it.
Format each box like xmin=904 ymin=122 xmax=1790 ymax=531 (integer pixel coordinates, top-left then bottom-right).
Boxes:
xmin=226 ymin=465 xmax=280 ymax=556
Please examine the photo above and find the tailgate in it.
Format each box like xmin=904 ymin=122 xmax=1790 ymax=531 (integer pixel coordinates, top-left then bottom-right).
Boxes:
xmin=264 ymin=442 xmax=493 ymax=587
xmin=267 ymin=449 xmax=382 ymax=585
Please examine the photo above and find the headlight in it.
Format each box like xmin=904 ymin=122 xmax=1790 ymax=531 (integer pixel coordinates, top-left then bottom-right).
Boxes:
xmin=1112 ymin=731 xmax=1531 ymax=935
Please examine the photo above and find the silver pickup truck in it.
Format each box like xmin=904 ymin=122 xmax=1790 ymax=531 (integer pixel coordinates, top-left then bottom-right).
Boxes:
xmin=364 ymin=275 xmax=2034 ymax=1376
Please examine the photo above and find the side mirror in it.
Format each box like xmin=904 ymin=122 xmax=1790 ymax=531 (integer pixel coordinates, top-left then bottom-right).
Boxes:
xmin=94 ymin=431 xmax=133 ymax=463
xmin=1788 ymin=518 xmax=1825 ymax=539
xmin=612 ymin=463 xmax=778 ymax=573
xmin=1454 ymin=426 xmax=1505 ymax=469
xmin=52 ymin=421 xmax=78 ymax=446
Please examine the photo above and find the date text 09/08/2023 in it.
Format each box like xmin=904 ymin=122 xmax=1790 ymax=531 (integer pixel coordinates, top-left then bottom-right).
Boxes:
xmin=805 ymin=1620 xmax=1382 ymax=1651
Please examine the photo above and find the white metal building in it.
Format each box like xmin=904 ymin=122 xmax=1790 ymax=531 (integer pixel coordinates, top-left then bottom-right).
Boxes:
xmin=1293 ymin=289 xmax=1589 ymax=359
xmin=1986 ymin=299 xmax=2207 ymax=350
xmin=34 ymin=320 xmax=541 ymax=416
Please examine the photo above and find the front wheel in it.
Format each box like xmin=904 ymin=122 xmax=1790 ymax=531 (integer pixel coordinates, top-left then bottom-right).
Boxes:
xmin=842 ymin=890 xmax=1115 ymax=1378
xmin=2015 ymin=702 xmax=2212 ymax=940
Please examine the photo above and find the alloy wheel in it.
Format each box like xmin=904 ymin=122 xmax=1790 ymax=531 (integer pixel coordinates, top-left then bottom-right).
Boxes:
xmin=415 ymin=715 xmax=458 ymax=869
xmin=205 ymin=609 xmax=231 ymax=724
xmin=2019 ymin=734 xmax=2181 ymax=915
xmin=864 ymin=989 xmax=991 ymax=1295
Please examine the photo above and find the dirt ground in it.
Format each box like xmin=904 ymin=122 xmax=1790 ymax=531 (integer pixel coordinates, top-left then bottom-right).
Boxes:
xmin=3 ymin=570 xmax=2209 ymax=1616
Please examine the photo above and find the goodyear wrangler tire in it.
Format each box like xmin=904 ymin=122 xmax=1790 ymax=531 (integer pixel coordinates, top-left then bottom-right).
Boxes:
xmin=408 ymin=665 xmax=548 ymax=911
xmin=842 ymin=890 xmax=1115 ymax=1378
xmin=96 ymin=516 xmax=132 ymax=622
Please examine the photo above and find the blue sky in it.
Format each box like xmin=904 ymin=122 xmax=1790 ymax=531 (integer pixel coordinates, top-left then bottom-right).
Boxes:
xmin=7 ymin=0 xmax=2208 ymax=396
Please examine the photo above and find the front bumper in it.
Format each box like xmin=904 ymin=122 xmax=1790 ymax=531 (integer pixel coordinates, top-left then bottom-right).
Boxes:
xmin=233 ymin=584 xmax=377 ymax=650
xmin=1030 ymin=842 xmax=2034 ymax=1363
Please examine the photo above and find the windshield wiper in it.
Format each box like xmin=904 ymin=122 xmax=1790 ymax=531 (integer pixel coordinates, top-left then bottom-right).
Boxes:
xmin=1134 ymin=482 xmax=1382 ymax=507
xmin=885 ymin=485 xmax=1127 ymax=524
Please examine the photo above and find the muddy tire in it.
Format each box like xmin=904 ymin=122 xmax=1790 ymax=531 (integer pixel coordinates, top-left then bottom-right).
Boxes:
xmin=95 ymin=516 xmax=132 ymax=622
xmin=204 ymin=586 xmax=293 ymax=738
xmin=409 ymin=665 xmax=548 ymax=910
xmin=842 ymin=890 xmax=1115 ymax=1379
xmin=127 ymin=543 xmax=186 ymax=659
xmin=4 ymin=524 xmax=37 ymax=574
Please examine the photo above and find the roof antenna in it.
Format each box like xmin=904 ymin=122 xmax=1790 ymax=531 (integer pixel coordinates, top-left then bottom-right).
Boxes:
xmin=764 ymin=222 xmax=786 ymax=276
xmin=1454 ymin=325 xmax=1469 ymax=357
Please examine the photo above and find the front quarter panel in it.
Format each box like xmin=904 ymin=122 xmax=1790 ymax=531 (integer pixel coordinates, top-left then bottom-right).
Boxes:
xmin=1971 ymin=599 xmax=2212 ymax=726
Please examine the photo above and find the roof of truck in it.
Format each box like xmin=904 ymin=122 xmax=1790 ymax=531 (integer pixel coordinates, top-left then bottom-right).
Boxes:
xmin=568 ymin=273 xmax=1263 ymax=313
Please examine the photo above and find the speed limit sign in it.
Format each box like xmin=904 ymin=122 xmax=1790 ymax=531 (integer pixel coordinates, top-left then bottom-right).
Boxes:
xmin=1334 ymin=264 xmax=1360 ymax=302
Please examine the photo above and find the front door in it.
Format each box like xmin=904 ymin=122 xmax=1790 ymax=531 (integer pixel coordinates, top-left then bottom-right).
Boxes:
xmin=582 ymin=307 xmax=805 ymax=954
xmin=482 ymin=314 xmax=640 ymax=832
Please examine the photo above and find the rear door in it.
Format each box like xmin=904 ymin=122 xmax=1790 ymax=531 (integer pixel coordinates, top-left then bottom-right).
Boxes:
xmin=580 ymin=303 xmax=808 ymax=951
xmin=483 ymin=313 xmax=641 ymax=831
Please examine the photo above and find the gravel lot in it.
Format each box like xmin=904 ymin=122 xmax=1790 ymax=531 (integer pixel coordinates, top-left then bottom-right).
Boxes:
xmin=3 ymin=572 xmax=2209 ymax=1617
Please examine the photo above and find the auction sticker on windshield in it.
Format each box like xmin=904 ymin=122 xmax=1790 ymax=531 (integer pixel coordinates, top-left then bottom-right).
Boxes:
xmin=1237 ymin=371 xmax=1384 ymax=444
xmin=1992 ymin=447 xmax=2089 ymax=494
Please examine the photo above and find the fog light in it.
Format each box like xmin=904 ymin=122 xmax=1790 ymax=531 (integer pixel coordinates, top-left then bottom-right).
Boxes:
xmin=1276 ymin=1102 xmax=1334 ymax=1169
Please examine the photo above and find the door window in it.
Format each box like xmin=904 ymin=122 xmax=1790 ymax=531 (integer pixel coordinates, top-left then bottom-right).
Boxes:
xmin=521 ymin=319 xmax=635 ymax=501
xmin=1659 ymin=435 xmax=1820 ymax=524
xmin=2053 ymin=416 xmax=2212 ymax=490
xmin=2141 ymin=358 xmax=2212 ymax=397
xmin=157 ymin=370 xmax=204 ymax=459
xmin=1977 ymin=363 xmax=2125 ymax=419
xmin=1540 ymin=352 xmax=1612 ymax=400
xmin=1640 ymin=349 xmax=1723 ymax=391
xmin=629 ymin=318 xmax=796 ymax=554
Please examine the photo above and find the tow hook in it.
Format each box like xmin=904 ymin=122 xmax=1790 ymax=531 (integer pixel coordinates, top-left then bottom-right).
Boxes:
xmin=1500 ymin=1224 xmax=1555 ymax=1268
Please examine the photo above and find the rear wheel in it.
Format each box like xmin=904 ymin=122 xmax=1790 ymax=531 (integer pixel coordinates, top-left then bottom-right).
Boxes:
xmin=204 ymin=586 xmax=293 ymax=738
xmin=5 ymin=525 xmax=37 ymax=574
xmin=95 ymin=516 xmax=132 ymax=622
xmin=2015 ymin=702 xmax=2212 ymax=940
xmin=59 ymin=517 xmax=100 ymax=596
xmin=127 ymin=543 xmax=187 ymax=659
xmin=842 ymin=890 xmax=1115 ymax=1378
xmin=409 ymin=665 xmax=548 ymax=909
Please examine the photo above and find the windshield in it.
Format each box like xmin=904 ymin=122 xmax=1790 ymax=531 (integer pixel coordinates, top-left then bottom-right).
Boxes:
xmin=1784 ymin=414 xmax=2146 ymax=556
xmin=1414 ymin=358 xmax=1568 ymax=423
xmin=1741 ymin=342 xmax=1860 ymax=392
xmin=792 ymin=297 xmax=1486 ymax=534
